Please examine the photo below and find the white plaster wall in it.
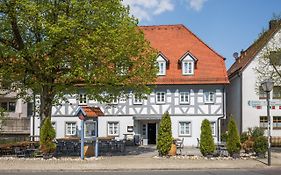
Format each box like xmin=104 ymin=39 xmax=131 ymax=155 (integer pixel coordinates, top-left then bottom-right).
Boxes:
xmin=242 ymin=29 xmax=281 ymax=136
xmin=171 ymin=116 xmax=219 ymax=146
xmin=51 ymin=117 xmax=82 ymax=138
xmin=98 ymin=116 xmax=134 ymax=141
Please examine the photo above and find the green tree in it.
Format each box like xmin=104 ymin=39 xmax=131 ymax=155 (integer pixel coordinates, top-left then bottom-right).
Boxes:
xmin=0 ymin=0 xmax=157 ymax=122
xmin=200 ymin=119 xmax=215 ymax=156
xmin=157 ymin=112 xmax=173 ymax=156
xmin=40 ymin=116 xmax=56 ymax=155
xmin=226 ymin=117 xmax=241 ymax=156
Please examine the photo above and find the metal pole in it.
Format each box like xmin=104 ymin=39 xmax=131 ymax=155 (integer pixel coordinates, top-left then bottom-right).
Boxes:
xmin=266 ymin=91 xmax=271 ymax=166
xmin=81 ymin=119 xmax=85 ymax=160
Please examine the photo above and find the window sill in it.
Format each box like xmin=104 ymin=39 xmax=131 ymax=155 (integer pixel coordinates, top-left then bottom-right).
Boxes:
xmin=179 ymin=134 xmax=191 ymax=137
xmin=179 ymin=102 xmax=190 ymax=105
xmin=156 ymin=102 xmax=166 ymax=105
xmin=204 ymin=102 xmax=214 ymax=104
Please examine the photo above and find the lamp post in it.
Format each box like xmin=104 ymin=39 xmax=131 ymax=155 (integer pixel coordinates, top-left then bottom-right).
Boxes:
xmin=261 ymin=79 xmax=274 ymax=166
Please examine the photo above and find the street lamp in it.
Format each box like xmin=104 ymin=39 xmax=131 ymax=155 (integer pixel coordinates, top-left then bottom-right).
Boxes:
xmin=261 ymin=79 xmax=274 ymax=166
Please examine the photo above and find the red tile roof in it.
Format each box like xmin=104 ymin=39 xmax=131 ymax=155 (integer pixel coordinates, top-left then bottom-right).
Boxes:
xmin=228 ymin=20 xmax=281 ymax=78
xmin=81 ymin=106 xmax=104 ymax=118
xmin=140 ymin=24 xmax=229 ymax=85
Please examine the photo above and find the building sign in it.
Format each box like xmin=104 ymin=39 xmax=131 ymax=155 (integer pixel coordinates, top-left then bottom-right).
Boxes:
xmin=248 ymin=100 xmax=281 ymax=109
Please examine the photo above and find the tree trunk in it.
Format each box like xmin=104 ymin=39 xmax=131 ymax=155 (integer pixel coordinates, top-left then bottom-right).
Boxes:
xmin=40 ymin=85 xmax=55 ymax=123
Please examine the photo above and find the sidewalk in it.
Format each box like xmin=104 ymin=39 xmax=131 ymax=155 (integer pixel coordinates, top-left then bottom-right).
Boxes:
xmin=0 ymin=147 xmax=280 ymax=171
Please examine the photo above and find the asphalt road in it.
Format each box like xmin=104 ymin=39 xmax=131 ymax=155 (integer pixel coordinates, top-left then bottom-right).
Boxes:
xmin=1 ymin=169 xmax=281 ymax=175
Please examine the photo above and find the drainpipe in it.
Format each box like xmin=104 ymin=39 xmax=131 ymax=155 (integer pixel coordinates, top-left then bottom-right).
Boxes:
xmin=217 ymin=85 xmax=226 ymax=143
xmin=32 ymin=93 xmax=35 ymax=141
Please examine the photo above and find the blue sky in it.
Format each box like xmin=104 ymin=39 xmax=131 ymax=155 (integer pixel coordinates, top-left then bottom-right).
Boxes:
xmin=122 ymin=0 xmax=281 ymax=69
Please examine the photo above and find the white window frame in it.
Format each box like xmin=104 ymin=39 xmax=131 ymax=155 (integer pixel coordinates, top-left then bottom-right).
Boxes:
xmin=157 ymin=61 xmax=166 ymax=76
xmin=85 ymin=120 xmax=97 ymax=138
xmin=65 ymin=122 xmax=77 ymax=136
xmin=107 ymin=122 xmax=119 ymax=136
xmin=179 ymin=121 xmax=192 ymax=136
xmin=79 ymin=93 xmax=87 ymax=105
xmin=182 ymin=61 xmax=194 ymax=75
xmin=204 ymin=91 xmax=215 ymax=104
xmin=179 ymin=92 xmax=190 ymax=104
xmin=156 ymin=92 xmax=166 ymax=104
xmin=133 ymin=95 xmax=143 ymax=105
xmin=210 ymin=121 xmax=216 ymax=136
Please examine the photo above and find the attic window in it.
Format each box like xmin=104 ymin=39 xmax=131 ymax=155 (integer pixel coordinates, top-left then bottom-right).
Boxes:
xmin=179 ymin=52 xmax=197 ymax=75
xmin=156 ymin=53 xmax=169 ymax=76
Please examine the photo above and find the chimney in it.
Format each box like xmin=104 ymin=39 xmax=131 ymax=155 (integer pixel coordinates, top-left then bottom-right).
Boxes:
xmin=269 ymin=20 xmax=281 ymax=29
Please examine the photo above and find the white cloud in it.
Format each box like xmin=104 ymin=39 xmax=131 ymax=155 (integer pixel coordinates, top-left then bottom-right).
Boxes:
xmin=186 ymin=0 xmax=207 ymax=11
xmin=122 ymin=0 xmax=174 ymax=21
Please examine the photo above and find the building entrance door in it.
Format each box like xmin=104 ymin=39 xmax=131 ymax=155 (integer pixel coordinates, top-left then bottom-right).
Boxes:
xmin=148 ymin=123 xmax=156 ymax=144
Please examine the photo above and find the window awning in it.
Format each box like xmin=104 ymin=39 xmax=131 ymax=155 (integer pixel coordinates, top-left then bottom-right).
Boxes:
xmin=133 ymin=115 xmax=162 ymax=121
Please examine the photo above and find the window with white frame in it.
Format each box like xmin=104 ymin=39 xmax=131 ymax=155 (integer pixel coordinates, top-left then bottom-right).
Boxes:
xmin=204 ymin=91 xmax=215 ymax=103
xmin=210 ymin=121 xmax=216 ymax=136
xmin=156 ymin=92 xmax=165 ymax=104
xmin=182 ymin=61 xmax=194 ymax=75
xmin=65 ymin=122 xmax=77 ymax=136
xmin=179 ymin=92 xmax=190 ymax=104
xmin=85 ymin=121 xmax=96 ymax=137
xmin=79 ymin=93 xmax=87 ymax=105
xmin=108 ymin=122 xmax=119 ymax=136
xmin=157 ymin=61 xmax=166 ymax=75
xmin=133 ymin=95 xmax=143 ymax=105
xmin=0 ymin=101 xmax=16 ymax=112
xmin=179 ymin=122 xmax=191 ymax=136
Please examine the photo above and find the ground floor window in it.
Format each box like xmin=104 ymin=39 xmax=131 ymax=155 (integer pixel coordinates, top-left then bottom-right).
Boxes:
xmin=260 ymin=116 xmax=281 ymax=129
xmin=65 ymin=122 xmax=77 ymax=136
xmin=179 ymin=121 xmax=191 ymax=136
xmin=0 ymin=101 xmax=16 ymax=112
xmin=108 ymin=122 xmax=119 ymax=136
xmin=85 ymin=121 xmax=96 ymax=137
xmin=210 ymin=121 xmax=216 ymax=136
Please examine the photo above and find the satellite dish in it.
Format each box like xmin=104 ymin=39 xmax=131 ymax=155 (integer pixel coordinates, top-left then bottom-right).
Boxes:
xmin=233 ymin=52 xmax=239 ymax=59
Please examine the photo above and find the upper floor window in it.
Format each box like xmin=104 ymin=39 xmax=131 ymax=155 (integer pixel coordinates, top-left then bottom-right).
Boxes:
xmin=133 ymin=95 xmax=143 ymax=105
xmin=273 ymin=86 xmax=281 ymax=99
xmin=182 ymin=61 xmax=194 ymax=75
xmin=179 ymin=92 xmax=190 ymax=104
xmin=156 ymin=53 xmax=168 ymax=76
xmin=79 ymin=93 xmax=87 ymax=105
xmin=156 ymin=92 xmax=166 ymax=104
xmin=0 ymin=101 xmax=16 ymax=112
xmin=204 ymin=91 xmax=215 ymax=103
xmin=259 ymin=86 xmax=267 ymax=99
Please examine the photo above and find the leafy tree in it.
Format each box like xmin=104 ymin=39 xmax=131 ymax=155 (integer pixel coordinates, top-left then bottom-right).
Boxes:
xmin=200 ymin=119 xmax=215 ymax=156
xmin=226 ymin=117 xmax=241 ymax=156
xmin=0 ymin=0 xmax=157 ymax=122
xmin=157 ymin=112 xmax=173 ymax=156
xmin=40 ymin=116 xmax=56 ymax=155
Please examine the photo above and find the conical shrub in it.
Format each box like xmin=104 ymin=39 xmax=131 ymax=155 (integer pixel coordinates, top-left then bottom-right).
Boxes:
xmin=200 ymin=119 xmax=215 ymax=156
xmin=226 ymin=117 xmax=241 ymax=156
xmin=157 ymin=112 xmax=173 ymax=156
xmin=40 ymin=116 xmax=56 ymax=155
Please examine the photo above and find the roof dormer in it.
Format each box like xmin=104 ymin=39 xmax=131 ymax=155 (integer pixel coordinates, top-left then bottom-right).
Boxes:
xmin=178 ymin=52 xmax=197 ymax=75
xmin=156 ymin=52 xmax=169 ymax=76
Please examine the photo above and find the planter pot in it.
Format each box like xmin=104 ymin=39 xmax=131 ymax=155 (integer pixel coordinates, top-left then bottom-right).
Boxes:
xmin=168 ymin=144 xmax=177 ymax=156
xmin=231 ymin=152 xmax=240 ymax=159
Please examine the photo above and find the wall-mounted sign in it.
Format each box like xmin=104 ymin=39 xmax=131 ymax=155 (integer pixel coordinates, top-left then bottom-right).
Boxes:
xmin=248 ymin=100 xmax=281 ymax=107
xmin=127 ymin=126 xmax=133 ymax=132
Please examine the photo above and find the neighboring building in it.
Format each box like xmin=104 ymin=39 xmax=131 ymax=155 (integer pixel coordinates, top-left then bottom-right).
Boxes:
xmin=227 ymin=20 xmax=281 ymax=136
xmin=0 ymin=90 xmax=32 ymax=141
xmin=31 ymin=24 xmax=229 ymax=146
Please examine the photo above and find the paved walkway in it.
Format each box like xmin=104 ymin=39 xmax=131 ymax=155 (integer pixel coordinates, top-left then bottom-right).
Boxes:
xmin=0 ymin=146 xmax=280 ymax=171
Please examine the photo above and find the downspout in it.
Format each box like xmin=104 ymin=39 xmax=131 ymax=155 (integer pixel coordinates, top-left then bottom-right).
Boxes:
xmin=32 ymin=93 xmax=35 ymax=141
xmin=217 ymin=85 xmax=226 ymax=143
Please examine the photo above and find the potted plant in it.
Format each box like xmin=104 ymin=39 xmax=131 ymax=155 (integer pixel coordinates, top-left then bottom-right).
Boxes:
xmin=253 ymin=136 xmax=268 ymax=158
xmin=226 ymin=117 xmax=241 ymax=158
xmin=200 ymin=119 xmax=215 ymax=157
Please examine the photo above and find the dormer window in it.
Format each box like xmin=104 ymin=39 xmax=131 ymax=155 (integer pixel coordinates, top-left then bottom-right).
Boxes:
xmin=156 ymin=53 xmax=169 ymax=76
xmin=179 ymin=52 xmax=197 ymax=76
